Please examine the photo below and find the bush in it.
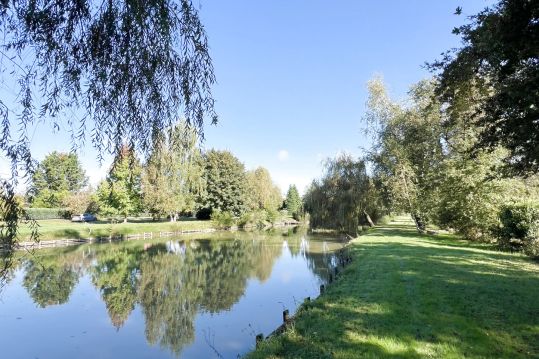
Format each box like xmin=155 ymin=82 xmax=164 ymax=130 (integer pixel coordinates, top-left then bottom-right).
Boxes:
xmin=495 ymin=203 xmax=539 ymax=257
xmin=25 ymin=207 xmax=69 ymax=220
xmin=265 ymin=208 xmax=281 ymax=224
xmin=238 ymin=210 xmax=268 ymax=229
xmin=211 ymin=210 xmax=236 ymax=229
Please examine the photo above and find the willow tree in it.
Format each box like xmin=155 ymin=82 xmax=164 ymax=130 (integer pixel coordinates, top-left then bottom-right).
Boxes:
xmin=0 ymin=1 xmax=217 ymax=252
xmin=304 ymin=154 xmax=382 ymax=236
xmin=142 ymin=122 xmax=204 ymax=221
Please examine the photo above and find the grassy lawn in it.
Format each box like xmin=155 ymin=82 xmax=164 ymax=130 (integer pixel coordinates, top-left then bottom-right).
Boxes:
xmin=247 ymin=217 xmax=539 ymax=359
xmin=17 ymin=217 xmax=215 ymax=241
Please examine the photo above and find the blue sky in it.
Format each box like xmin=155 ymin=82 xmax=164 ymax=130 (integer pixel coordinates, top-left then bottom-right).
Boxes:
xmin=1 ymin=0 xmax=493 ymax=194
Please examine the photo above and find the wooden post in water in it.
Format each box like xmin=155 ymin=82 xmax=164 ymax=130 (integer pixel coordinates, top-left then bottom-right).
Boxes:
xmin=256 ymin=333 xmax=264 ymax=348
xmin=283 ymin=309 xmax=289 ymax=323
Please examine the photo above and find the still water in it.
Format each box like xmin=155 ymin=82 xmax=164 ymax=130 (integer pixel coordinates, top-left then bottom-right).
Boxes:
xmin=0 ymin=228 xmax=342 ymax=359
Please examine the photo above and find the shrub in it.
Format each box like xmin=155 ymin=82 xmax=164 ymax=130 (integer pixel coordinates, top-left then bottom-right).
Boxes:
xmin=211 ymin=210 xmax=236 ymax=229
xmin=238 ymin=210 xmax=268 ymax=229
xmin=265 ymin=208 xmax=281 ymax=224
xmin=495 ymin=203 xmax=539 ymax=258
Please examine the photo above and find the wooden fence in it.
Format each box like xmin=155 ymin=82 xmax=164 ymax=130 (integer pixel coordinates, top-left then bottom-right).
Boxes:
xmin=13 ymin=228 xmax=217 ymax=251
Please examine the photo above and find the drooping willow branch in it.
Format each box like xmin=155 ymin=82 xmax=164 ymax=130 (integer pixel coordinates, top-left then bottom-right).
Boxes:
xmin=0 ymin=0 xmax=217 ymax=254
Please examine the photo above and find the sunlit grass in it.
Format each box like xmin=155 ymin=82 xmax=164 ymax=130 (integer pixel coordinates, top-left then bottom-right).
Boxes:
xmin=246 ymin=217 xmax=539 ymax=359
xmin=16 ymin=218 xmax=214 ymax=241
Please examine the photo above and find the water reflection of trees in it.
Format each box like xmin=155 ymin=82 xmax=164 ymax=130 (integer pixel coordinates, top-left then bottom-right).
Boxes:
xmin=286 ymin=233 xmax=344 ymax=281
xmin=91 ymin=247 xmax=142 ymax=328
xmin=12 ymin=230 xmax=338 ymax=356
xmin=23 ymin=260 xmax=80 ymax=307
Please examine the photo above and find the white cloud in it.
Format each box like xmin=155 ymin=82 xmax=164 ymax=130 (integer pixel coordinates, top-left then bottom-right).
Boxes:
xmin=277 ymin=150 xmax=289 ymax=161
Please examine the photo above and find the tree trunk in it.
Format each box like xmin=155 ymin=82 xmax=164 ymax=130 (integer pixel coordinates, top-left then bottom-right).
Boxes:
xmin=123 ymin=216 xmax=128 ymax=223
xmin=412 ymin=212 xmax=426 ymax=233
xmin=363 ymin=210 xmax=375 ymax=227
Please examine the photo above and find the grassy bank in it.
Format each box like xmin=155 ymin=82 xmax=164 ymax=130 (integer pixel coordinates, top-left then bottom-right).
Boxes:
xmin=17 ymin=218 xmax=215 ymax=241
xmin=247 ymin=217 xmax=539 ymax=359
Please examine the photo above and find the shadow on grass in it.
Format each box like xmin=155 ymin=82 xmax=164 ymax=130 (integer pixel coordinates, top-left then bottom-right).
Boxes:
xmin=250 ymin=222 xmax=539 ymax=359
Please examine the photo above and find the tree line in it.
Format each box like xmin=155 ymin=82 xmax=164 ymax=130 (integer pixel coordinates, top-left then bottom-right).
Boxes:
xmin=24 ymin=122 xmax=302 ymax=226
xmin=304 ymin=0 xmax=539 ymax=258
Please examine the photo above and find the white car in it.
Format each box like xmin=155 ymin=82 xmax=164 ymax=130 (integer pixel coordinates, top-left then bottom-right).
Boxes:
xmin=71 ymin=213 xmax=97 ymax=222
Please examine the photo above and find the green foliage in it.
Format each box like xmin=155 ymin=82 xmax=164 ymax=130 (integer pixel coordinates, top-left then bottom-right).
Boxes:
xmin=432 ymin=149 xmax=515 ymax=240
xmin=62 ymin=191 xmax=95 ymax=217
xmin=285 ymin=185 xmax=302 ymax=220
xmin=96 ymin=146 xmax=142 ymax=221
xmin=431 ymin=0 xmax=539 ymax=174
xmin=304 ymin=154 xmax=383 ymax=235
xmin=211 ymin=210 xmax=236 ymax=229
xmin=363 ymin=76 xmax=538 ymax=243
xmin=142 ymin=122 xmax=204 ymax=220
xmin=238 ymin=210 xmax=270 ymax=229
xmin=201 ymin=150 xmax=248 ymax=216
xmin=265 ymin=208 xmax=281 ymax=224
xmin=364 ymin=77 xmax=444 ymax=231
xmin=28 ymin=152 xmax=88 ymax=208
xmin=496 ymin=203 xmax=539 ymax=257
xmin=245 ymin=167 xmax=282 ymax=212
xmin=24 ymin=207 xmax=69 ymax=220
xmin=0 ymin=0 xmax=217 ymax=253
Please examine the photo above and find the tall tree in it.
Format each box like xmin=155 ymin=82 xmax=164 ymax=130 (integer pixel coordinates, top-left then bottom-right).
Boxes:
xmin=96 ymin=146 xmax=142 ymax=222
xmin=142 ymin=122 xmax=204 ymax=221
xmin=0 ymin=0 xmax=216 ymax=252
xmin=304 ymin=154 xmax=382 ymax=235
xmin=245 ymin=167 xmax=282 ymax=212
xmin=28 ymin=152 xmax=88 ymax=208
xmin=285 ymin=185 xmax=302 ymax=220
xmin=364 ymin=77 xmax=444 ymax=231
xmin=430 ymin=0 xmax=539 ymax=174
xmin=364 ymin=75 xmax=537 ymax=240
xmin=200 ymin=150 xmax=248 ymax=216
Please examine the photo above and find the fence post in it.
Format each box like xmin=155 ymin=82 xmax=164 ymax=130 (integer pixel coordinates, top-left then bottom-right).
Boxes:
xmin=283 ymin=309 xmax=289 ymax=323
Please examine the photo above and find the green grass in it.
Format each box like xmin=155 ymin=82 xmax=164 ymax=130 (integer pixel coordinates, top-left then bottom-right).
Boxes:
xmin=247 ymin=217 xmax=539 ymax=359
xmin=17 ymin=217 xmax=215 ymax=241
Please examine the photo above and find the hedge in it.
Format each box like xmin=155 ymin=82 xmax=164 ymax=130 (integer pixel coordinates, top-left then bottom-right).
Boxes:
xmin=24 ymin=208 xmax=69 ymax=220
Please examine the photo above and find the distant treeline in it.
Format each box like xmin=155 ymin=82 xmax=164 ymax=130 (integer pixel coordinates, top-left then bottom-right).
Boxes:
xmin=20 ymin=122 xmax=302 ymax=228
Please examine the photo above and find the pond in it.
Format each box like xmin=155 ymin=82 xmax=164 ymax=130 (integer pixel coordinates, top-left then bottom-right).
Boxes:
xmin=0 ymin=228 xmax=343 ymax=359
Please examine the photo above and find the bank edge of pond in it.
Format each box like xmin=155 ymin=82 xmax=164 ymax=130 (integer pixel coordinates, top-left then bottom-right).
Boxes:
xmin=244 ymin=217 xmax=539 ymax=359
xmin=11 ymin=221 xmax=304 ymax=251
